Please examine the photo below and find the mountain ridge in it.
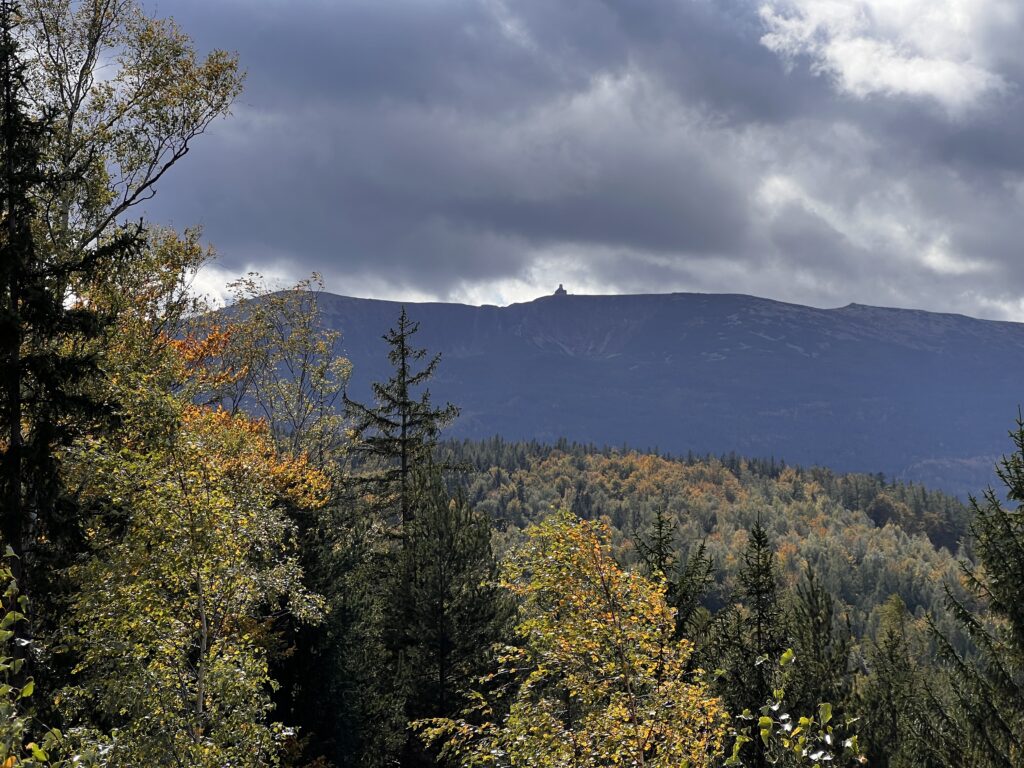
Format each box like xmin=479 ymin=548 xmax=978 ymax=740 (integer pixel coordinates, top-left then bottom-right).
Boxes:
xmin=307 ymin=289 xmax=1024 ymax=496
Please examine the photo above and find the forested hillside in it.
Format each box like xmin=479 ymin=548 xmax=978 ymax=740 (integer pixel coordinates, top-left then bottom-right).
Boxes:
xmin=448 ymin=440 xmax=972 ymax=642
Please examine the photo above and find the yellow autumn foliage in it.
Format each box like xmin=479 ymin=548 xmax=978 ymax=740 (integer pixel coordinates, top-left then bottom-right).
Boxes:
xmin=419 ymin=510 xmax=727 ymax=767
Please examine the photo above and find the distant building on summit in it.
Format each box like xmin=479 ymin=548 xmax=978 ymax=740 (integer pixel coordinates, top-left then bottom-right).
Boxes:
xmin=553 ymin=284 xmax=568 ymax=297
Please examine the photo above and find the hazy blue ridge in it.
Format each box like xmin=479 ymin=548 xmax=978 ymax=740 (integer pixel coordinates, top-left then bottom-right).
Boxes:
xmin=309 ymin=290 xmax=1024 ymax=497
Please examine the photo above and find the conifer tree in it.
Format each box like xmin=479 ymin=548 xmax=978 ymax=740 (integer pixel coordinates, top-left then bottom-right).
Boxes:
xmin=635 ymin=508 xmax=715 ymax=639
xmin=784 ymin=565 xmax=852 ymax=717
xmin=708 ymin=520 xmax=785 ymax=768
xmin=635 ymin=507 xmax=677 ymax=577
xmin=324 ymin=310 xmax=463 ymax=768
xmin=856 ymin=595 xmax=938 ymax=768
xmin=929 ymin=413 xmax=1024 ymax=767
xmin=0 ymin=0 xmax=137 ymax=643
xmin=0 ymin=0 xmax=40 ymax=601
xmin=345 ymin=307 xmax=458 ymax=528
xmin=397 ymin=464 xmax=512 ymax=765
xmin=739 ymin=520 xmax=785 ymax=698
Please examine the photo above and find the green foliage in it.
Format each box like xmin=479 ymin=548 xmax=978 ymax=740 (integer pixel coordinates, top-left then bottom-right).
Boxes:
xmin=928 ymin=414 xmax=1024 ymax=767
xmin=1 ymin=0 xmax=242 ymax=742
xmin=400 ymin=466 xmax=512 ymax=718
xmin=63 ymin=408 xmax=326 ymax=767
xmin=727 ymin=652 xmax=862 ymax=768
xmin=783 ymin=567 xmax=853 ymax=718
xmin=288 ymin=306 xmax=470 ymax=768
xmin=394 ymin=465 xmax=513 ymax=765
xmin=0 ymin=2 xmax=346 ymax=766
xmin=21 ymin=0 xmax=243 ymax=260
xmin=447 ymin=439 xmax=978 ymax=767
xmin=220 ymin=274 xmax=351 ymax=471
xmin=1 ymin=14 xmax=1016 ymax=758
xmin=854 ymin=596 xmax=938 ymax=768
xmin=418 ymin=511 xmax=728 ymax=768
xmin=0 ymin=0 xmax=131 ymax=632
xmin=449 ymin=438 xmax=972 ymax=553
xmin=635 ymin=508 xmax=715 ymax=639
xmin=709 ymin=522 xmax=787 ymax=768
xmin=0 ymin=556 xmax=103 ymax=767
xmin=345 ymin=307 xmax=458 ymax=527
xmin=454 ymin=444 xmax=969 ymax=646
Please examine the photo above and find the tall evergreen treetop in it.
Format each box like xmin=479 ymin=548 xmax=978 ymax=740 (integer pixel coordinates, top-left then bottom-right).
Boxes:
xmin=344 ymin=306 xmax=458 ymax=526
xmin=740 ymin=519 xmax=784 ymax=665
xmin=634 ymin=507 xmax=715 ymax=639
xmin=784 ymin=565 xmax=853 ymax=718
xmin=706 ymin=519 xmax=785 ymax=768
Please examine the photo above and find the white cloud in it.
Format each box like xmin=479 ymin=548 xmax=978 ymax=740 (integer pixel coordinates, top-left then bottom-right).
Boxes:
xmin=189 ymin=260 xmax=304 ymax=308
xmin=920 ymin=235 xmax=991 ymax=276
xmin=759 ymin=0 xmax=1010 ymax=114
xmin=152 ymin=0 xmax=1024 ymax=323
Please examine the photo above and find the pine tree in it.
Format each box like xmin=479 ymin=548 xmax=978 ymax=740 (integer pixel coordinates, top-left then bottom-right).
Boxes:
xmin=345 ymin=306 xmax=458 ymax=528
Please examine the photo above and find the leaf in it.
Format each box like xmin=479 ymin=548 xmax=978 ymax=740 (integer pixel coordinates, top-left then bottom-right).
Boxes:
xmin=818 ymin=702 xmax=832 ymax=725
xmin=28 ymin=742 xmax=47 ymax=761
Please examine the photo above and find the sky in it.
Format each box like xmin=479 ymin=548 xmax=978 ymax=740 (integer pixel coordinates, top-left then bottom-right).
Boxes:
xmin=144 ymin=0 xmax=1024 ymax=320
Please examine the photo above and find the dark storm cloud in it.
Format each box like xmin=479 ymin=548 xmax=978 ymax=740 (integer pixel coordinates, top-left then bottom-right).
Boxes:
xmin=144 ymin=0 xmax=1024 ymax=319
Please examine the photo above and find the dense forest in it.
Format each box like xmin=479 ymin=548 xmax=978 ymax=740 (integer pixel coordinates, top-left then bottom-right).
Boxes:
xmin=2 ymin=3 xmax=1024 ymax=767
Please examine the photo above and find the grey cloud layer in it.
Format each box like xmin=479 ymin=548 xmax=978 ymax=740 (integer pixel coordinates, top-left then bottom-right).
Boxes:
xmin=145 ymin=0 xmax=1024 ymax=319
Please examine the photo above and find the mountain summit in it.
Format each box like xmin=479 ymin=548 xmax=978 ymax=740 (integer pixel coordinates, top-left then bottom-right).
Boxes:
xmin=316 ymin=291 xmax=1024 ymax=496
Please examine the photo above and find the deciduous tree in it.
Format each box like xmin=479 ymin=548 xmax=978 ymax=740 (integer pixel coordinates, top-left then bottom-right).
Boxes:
xmin=65 ymin=405 xmax=328 ymax=767
xmin=419 ymin=511 xmax=727 ymax=768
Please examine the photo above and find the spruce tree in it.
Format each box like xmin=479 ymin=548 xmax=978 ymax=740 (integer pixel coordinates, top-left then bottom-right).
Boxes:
xmin=635 ymin=507 xmax=715 ymax=639
xmin=784 ymin=565 xmax=853 ymax=717
xmin=0 ymin=0 xmax=136 ymax=645
xmin=332 ymin=310 xmax=464 ymax=768
xmin=740 ymin=520 xmax=785 ymax=696
xmin=930 ymin=413 xmax=1024 ymax=767
xmin=708 ymin=519 xmax=785 ymax=768
xmin=345 ymin=306 xmax=458 ymax=528
xmin=856 ymin=595 xmax=939 ymax=768
xmin=398 ymin=464 xmax=512 ymax=765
